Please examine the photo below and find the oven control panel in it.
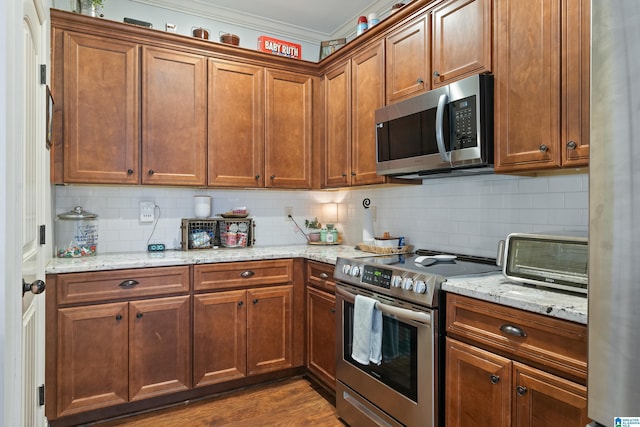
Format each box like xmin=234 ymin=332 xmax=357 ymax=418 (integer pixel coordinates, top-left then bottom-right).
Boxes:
xmin=361 ymin=265 xmax=392 ymax=289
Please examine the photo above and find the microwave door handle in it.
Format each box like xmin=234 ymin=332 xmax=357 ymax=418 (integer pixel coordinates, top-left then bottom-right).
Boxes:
xmin=336 ymin=286 xmax=432 ymax=325
xmin=435 ymin=93 xmax=451 ymax=163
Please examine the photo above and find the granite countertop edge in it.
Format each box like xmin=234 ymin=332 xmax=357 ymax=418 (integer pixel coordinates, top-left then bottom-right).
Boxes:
xmin=46 ymin=247 xmax=588 ymax=324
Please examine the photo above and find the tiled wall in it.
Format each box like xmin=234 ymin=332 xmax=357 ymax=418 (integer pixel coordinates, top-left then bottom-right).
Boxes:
xmin=54 ymin=172 xmax=588 ymax=258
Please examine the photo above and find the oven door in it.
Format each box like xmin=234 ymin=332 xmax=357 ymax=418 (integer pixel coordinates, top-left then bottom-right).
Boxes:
xmin=335 ymin=284 xmax=437 ymax=427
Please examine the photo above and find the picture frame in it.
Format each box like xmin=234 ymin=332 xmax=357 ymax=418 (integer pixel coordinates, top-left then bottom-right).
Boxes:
xmin=46 ymin=85 xmax=54 ymax=149
xmin=319 ymin=38 xmax=347 ymax=61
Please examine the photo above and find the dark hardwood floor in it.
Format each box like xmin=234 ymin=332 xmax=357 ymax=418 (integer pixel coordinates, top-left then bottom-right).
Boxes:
xmin=92 ymin=377 xmax=346 ymax=427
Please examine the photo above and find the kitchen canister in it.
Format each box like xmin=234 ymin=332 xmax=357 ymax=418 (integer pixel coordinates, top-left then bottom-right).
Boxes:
xmin=194 ymin=195 xmax=212 ymax=218
xmin=56 ymin=206 xmax=98 ymax=258
xmin=192 ymin=27 xmax=210 ymax=39
xmin=220 ymin=32 xmax=240 ymax=46
xmin=368 ymin=13 xmax=379 ymax=27
xmin=356 ymin=16 xmax=368 ymax=36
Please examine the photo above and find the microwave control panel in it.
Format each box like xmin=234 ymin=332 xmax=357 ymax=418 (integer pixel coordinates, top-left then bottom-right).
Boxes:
xmin=451 ymin=95 xmax=477 ymax=149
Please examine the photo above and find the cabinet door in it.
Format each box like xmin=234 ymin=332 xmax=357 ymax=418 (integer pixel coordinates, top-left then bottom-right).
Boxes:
xmin=265 ymin=70 xmax=313 ymax=189
xmin=129 ymin=296 xmax=191 ymax=401
xmin=445 ymin=338 xmax=511 ymax=427
xmin=494 ymin=0 xmax=564 ymax=171
xmin=247 ymin=285 xmax=294 ymax=375
xmin=193 ymin=290 xmax=247 ymax=387
xmin=324 ymin=60 xmax=351 ymax=187
xmin=385 ymin=14 xmax=429 ymax=104
xmin=306 ymin=287 xmax=336 ymax=390
xmin=351 ymin=41 xmax=386 ymax=186
xmin=513 ymin=362 xmax=589 ymax=427
xmin=208 ymin=59 xmax=265 ymax=187
xmin=431 ymin=0 xmax=492 ymax=87
xmin=141 ymin=46 xmax=207 ymax=185
xmin=63 ymin=32 xmax=139 ymax=184
xmin=56 ymin=303 xmax=129 ymax=417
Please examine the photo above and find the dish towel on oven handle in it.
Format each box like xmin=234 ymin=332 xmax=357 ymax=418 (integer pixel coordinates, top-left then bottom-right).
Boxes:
xmin=351 ymin=294 xmax=383 ymax=365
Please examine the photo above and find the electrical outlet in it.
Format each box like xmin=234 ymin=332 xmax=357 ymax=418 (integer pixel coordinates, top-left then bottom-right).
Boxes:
xmin=285 ymin=206 xmax=293 ymax=218
xmin=140 ymin=201 xmax=155 ymax=223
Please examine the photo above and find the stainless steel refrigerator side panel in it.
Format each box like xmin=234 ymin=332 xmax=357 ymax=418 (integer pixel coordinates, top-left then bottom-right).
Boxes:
xmin=588 ymin=1 xmax=640 ymax=425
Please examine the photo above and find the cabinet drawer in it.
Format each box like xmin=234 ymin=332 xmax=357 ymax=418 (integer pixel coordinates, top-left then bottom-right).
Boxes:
xmin=194 ymin=259 xmax=293 ymax=291
xmin=446 ymin=293 xmax=587 ymax=383
xmin=55 ymin=266 xmax=190 ymax=305
xmin=306 ymin=261 xmax=335 ymax=293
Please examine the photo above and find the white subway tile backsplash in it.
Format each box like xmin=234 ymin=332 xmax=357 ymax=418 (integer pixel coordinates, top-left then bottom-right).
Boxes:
xmin=54 ymin=172 xmax=588 ymax=258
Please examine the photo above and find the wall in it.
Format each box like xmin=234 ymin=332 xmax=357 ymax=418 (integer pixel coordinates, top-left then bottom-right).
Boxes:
xmin=55 ymin=172 xmax=588 ymax=259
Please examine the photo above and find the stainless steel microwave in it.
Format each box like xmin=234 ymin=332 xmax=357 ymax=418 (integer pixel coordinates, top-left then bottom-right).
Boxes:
xmin=497 ymin=233 xmax=588 ymax=294
xmin=375 ymin=74 xmax=493 ymax=178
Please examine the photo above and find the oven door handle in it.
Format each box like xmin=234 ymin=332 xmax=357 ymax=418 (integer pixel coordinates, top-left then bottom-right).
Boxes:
xmin=336 ymin=287 xmax=432 ymax=325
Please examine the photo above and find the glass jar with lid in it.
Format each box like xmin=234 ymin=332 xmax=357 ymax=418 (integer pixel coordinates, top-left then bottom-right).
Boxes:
xmin=55 ymin=206 xmax=98 ymax=257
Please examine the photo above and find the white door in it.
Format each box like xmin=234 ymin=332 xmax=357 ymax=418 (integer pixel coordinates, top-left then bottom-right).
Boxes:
xmin=19 ymin=0 xmax=49 ymax=425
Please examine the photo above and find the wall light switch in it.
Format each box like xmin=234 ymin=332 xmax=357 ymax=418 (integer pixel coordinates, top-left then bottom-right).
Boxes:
xmin=140 ymin=201 xmax=155 ymax=223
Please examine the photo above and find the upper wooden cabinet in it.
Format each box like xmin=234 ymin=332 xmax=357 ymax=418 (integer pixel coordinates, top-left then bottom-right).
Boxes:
xmin=61 ymin=31 xmax=140 ymax=184
xmin=208 ymin=59 xmax=265 ymax=187
xmin=141 ymin=46 xmax=207 ymax=186
xmin=493 ymin=0 xmax=590 ymax=172
xmin=431 ymin=0 xmax=492 ymax=87
xmin=385 ymin=14 xmax=430 ymax=104
xmin=265 ymin=69 xmax=314 ymax=189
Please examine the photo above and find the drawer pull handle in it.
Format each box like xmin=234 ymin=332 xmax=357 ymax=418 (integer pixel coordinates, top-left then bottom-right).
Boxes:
xmin=241 ymin=270 xmax=255 ymax=278
xmin=517 ymin=386 xmax=528 ymax=396
xmin=500 ymin=324 xmax=527 ymax=337
xmin=119 ymin=279 xmax=139 ymax=288
xmin=490 ymin=374 xmax=500 ymax=384
xmin=319 ymin=272 xmax=329 ymax=279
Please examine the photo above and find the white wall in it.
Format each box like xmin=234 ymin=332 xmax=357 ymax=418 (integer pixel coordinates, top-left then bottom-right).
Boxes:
xmin=55 ymin=172 xmax=588 ymax=258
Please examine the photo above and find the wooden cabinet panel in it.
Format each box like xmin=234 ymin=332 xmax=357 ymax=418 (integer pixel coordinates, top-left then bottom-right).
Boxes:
xmin=56 ymin=266 xmax=190 ymax=305
xmin=351 ymin=42 xmax=386 ymax=186
xmin=431 ymin=0 xmax=492 ymax=87
xmin=63 ymin=32 xmax=139 ymax=184
xmin=306 ymin=287 xmax=336 ymax=390
xmin=513 ymin=362 xmax=589 ymax=427
xmin=208 ymin=59 xmax=265 ymax=187
xmin=385 ymin=15 xmax=429 ymax=104
xmin=193 ymin=290 xmax=247 ymax=387
xmin=306 ymin=260 xmax=336 ymax=294
xmin=247 ymin=285 xmax=294 ymax=375
xmin=265 ymin=70 xmax=313 ymax=189
xmin=129 ymin=296 xmax=191 ymax=401
xmin=445 ymin=338 xmax=511 ymax=427
xmin=494 ymin=0 xmax=589 ymax=172
xmin=56 ymin=303 xmax=129 ymax=417
xmin=194 ymin=259 xmax=294 ymax=291
xmin=141 ymin=46 xmax=207 ymax=185
xmin=324 ymin=60 xmax=351 ymax=187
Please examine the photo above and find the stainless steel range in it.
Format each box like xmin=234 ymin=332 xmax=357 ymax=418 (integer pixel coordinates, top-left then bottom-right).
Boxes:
xmin=334 ymin=251 xmax=500 ymax=427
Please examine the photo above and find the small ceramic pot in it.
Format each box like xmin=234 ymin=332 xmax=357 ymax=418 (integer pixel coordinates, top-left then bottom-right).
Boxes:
xmin=220 ymin=33 xmax=240 ymax=46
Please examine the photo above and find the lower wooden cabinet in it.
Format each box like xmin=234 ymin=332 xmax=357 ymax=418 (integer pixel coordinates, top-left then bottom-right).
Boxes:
xmin=445 ymin=293 xmax=589 ymax=426
xmin=305 ymin=261 xmax=337 ymax=390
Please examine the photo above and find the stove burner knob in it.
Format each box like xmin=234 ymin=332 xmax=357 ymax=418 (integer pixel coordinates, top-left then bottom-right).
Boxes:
xmin=342 ymin=264 xmax=351 ymax=275
xmin=391 ymin=275 xmax=403 ymax=288
xmin=402 ymin=277 xmax=413 ymax=291
xmin=414 ymin=280 xmax=427 ymax=294
xmin=350 ymin=265 xmax=361 ymax=277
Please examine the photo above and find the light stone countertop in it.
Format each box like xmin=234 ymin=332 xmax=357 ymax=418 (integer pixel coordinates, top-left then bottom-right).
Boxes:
xmin=45 ymin=244 xmax=365 ymax=274
xmin=442 ymin=272 xmax=588 ymax=325
xmin=46 ymin=246 xmax=588 ymax=325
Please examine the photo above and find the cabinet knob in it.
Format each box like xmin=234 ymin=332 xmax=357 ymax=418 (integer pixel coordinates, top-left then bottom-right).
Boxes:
xmin=432 ymin=71 xmax=440 ymax=78
xmin=238 ymin=301 xmax=244 ymax=306
xmin=253 ymin=298 xmax=259 ymax=304
xmin=319 ymin=272 xmax=329 ymax=279
xmin=517 ymin=386 xmax=528 ymax=396
xmin=567 ymin=140 xmax=577 ymax=150
xmin=499 ymin=324 xmax=527 ymax=337
xmin=127 ymin=169 xmax=134 ymax=175
xmin=240 ymin=270 xmax=255 ymax=278
xmin=118 ymin=279 xmax=139 ymax=289
xmin=490 ymin=374 xmax=500 ymax=384
xmin=115 ymin=314 xmax=123 ymax=321
xmin=136 ymin=312 xmax=143 ymax=319
xmin=255 ymin=174 xmax=261 ymax=180
xmin=341 ymin=173 xmax=347 ymax=178
xmin=539 ymin=144 xmax=549 ymax=153
xmin=417 ymin=77 xmax=425 ymax=83
xmin=351 ymin=171 xmax=356 ymax=176
xmin=148 ymin=170 xmax=155 ymax=175
xmin=330 ymin=307 xmax=336 ymax=314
